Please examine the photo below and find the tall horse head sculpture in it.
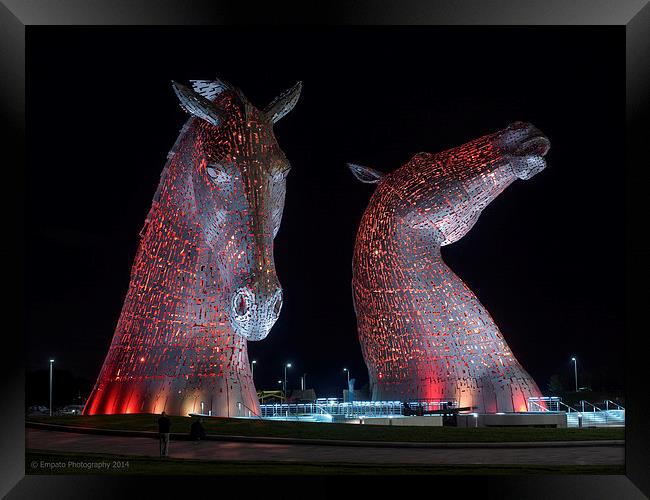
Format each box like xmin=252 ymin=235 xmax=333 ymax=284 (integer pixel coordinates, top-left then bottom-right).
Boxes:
xmin=84 ymin=78 xmax=301 ymax=417
xmin=349 ymin=122 xmax=549 ymax=413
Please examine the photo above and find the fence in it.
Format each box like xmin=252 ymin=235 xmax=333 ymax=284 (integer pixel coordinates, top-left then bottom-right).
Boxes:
xmin=254 ymin=396 xmax=624 ymax=427
xmin=258 ymin=398 xmax=458 ymax=420
xmin=528 ymin=397 xmax=625 ymax=427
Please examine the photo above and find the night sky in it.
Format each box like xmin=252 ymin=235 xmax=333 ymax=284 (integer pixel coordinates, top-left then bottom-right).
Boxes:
xmin=26 ymin=26 xmax=624 ymax=399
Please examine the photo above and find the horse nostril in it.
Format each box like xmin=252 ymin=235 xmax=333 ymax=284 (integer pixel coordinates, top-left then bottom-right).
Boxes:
xmin=236 ymin=295 xmax=247 ymax=316
xmin=232 ymin=288 xmax=252 ymax=319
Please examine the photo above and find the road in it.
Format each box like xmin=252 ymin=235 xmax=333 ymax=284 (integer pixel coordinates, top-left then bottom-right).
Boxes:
xmin=26 ymin=428 xmax=624 ymax=465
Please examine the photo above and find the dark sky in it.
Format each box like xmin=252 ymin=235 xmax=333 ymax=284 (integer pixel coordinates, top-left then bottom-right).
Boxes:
xmin=26 ymin=26 xmax=624 ymax=398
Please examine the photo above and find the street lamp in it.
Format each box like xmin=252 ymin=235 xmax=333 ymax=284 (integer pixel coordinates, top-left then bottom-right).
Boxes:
xmin=343 ymin=367 xmax=350 ymax=385
xmin=251 ymin=360 xmax=257 ymax=381
xmin=284 ymin=363 xmax=292 ymax=395
xmin=49 ymin=359 xmax=54 ymax=417
xmin=571 ymin=356 xmax=578 ymax=392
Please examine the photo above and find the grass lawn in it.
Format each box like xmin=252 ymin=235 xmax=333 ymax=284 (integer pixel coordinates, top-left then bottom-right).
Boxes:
xmin=25 ymin=449 xmax=625 ymax=475
xmin=27 ymin=414 xmax=624 ymax=443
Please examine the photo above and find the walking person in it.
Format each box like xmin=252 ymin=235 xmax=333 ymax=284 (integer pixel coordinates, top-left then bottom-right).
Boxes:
xmin=158 ymin=411 xmax=172 ymax=458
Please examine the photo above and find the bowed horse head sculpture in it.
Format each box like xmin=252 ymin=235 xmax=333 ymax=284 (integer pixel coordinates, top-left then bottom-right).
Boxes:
xmin=171 ymin=79 xmax=302 ymax=340
xmin=84 ymin=78 xmax=301 ymax=417
xmin=349 ymin=121 xmax=550 ymax=413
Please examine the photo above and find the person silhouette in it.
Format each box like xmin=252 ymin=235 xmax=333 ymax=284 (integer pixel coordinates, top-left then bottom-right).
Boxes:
xmin=190 ymin=418 xmax=206 ymax=442
xmin=158 ymin=411 xmax=172 ymax=457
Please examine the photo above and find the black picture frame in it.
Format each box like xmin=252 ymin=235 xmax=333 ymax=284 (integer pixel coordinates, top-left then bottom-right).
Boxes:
xmin=2 ymin=1 xmax=648 ymax=497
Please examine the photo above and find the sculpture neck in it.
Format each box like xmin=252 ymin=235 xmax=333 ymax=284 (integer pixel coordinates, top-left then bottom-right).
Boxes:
xmin=122 ymin=203 xmax=246 ymax=358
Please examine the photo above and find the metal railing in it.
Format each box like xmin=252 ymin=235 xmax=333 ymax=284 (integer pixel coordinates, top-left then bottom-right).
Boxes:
xmin=526 ymin=396 xmax=572 ymax=412
xmin=528 ymin=397 xmax=555 ymax=412
xmin=558 ymin=401 xmax=580 ymax=413
xmin=258 ymin=402 xmax=332 ymax=419
xmin=578 ymin=400 xmax=600 ymax=413
xmin=528 ymin=396 xmax=625 ymax=427
xmin=257 ymin=399 xmax=458 ymax=420
xmin=236 ymin=401 xmax=263 ymax=419
xmin=604 ymin=399 xmax=624 ymax=411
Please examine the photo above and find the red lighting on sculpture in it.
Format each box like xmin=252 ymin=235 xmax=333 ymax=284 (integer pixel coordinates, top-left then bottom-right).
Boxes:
xmin=84 ymin=78 xmax=301 ymax=417
xmin=349 ymin=122 xmax=549 ymax=413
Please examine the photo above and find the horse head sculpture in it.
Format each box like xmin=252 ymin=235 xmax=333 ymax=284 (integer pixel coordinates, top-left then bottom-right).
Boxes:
xmin=84 ymin=78 xmax=301 ymax=417
xmin=349 ymin=122 xmax=549 ymax=413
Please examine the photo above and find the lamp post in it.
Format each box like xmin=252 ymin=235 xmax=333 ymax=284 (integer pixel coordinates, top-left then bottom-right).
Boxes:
xmin=251 ymin=360 xmax=257 ymax=381
xmin=49 ymin=359 xmax=54 ymax=417
xmin=571 ymin=356 xmax=578 ymax=392
xmin=343 ymin=368 xmax=351 ymax=402
xmin=284 ymin=363 xmax=292 ymax=395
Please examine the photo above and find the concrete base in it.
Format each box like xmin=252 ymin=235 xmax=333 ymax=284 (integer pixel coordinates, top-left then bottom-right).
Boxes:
xmin=360 ymin=416 xmax=443 ymax=427
xmin=456 ymin=412 xmax=567 ymax=428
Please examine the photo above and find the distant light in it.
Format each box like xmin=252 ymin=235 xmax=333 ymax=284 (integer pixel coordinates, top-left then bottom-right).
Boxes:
xmin=49 ymin=359 xmax=54 ymax=363
xmin=277 ymin=380 xmax=282 ymax=384
xmin=286 ymin=363 xmax=292 ymax=368
xmin=252 ymin=360 xmax=257 ymax=364
xmin=571 ymin=357 xmax=576 ymax=361
xmin=343 ymin=368 xmax=348 ymax=371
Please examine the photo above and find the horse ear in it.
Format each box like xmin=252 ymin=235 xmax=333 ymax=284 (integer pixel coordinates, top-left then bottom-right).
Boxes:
xmin=347 ymin=163 xmax=385 ymax=184
xmin=171 ymin=81 xmax=225 ymax=127
xmin=189 ymin=79 xmax=231 ymax=100
xmin=264 ymin=81 xmax=302 ymax=124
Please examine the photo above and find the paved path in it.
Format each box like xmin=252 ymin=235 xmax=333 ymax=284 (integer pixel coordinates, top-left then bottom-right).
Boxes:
xmin=26 ymin=429 xmax=624 ymax=465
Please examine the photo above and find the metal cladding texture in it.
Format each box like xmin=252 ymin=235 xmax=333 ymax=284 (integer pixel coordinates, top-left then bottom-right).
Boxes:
xmin=84 ymin=78 xmax=301 ymax=417
xmin=350 ymin=122 xmax=550 ymax=413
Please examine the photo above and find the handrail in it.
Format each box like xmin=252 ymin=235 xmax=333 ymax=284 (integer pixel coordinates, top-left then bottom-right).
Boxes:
xmin=603 ymin=400 xmax=625 ymax=411
xmin=527 ymin=399 xmax=549 ymax=412
xmin=528 ymin=396 xmax=624 ymax=415
xmin=558 ymin=401 xmax=579 ymax=413
xmin=313 ymin=404 xmax=333 ymax=417
xmin=578 ymin=400 xmax=602 ymax=413
xmin=237 ymin=401 xmax=263 ymax=420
